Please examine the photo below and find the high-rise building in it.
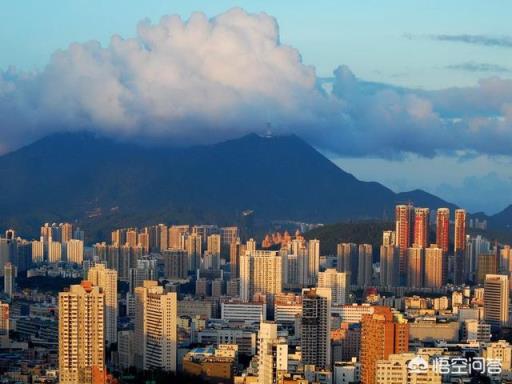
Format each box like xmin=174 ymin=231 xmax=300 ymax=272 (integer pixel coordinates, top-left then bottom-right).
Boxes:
xmin=32 ymin=239 xmax=44 ymax=263
xmin=293 ymin=240 xmax=309 ymax=287
xmin=357 ymin=244 xmax=373 ymax=287
xmin=67 ymin=239 xmax=84 ymax=264
xmin=40 ymin=223 xmax=56 ymax=244
xmin=375 ymin=353 xmax=441 ymax=384
xmin=484 ymin=274 xmax=509 ymax=327
xmin=207 ymin=234 xmax=222 ymax=256
xmin=301 ymin=288 xmax=331 ymax=369
xmin=382 ymin=231 xmax=396 ymax=247
xmin=246 ymin=238 xmax=257 ymax=253
xmin=186 ymin=233 xmax=202 ymax=272
xmin=477 ymin=253 xmax=498 ymax=284
xmin=240 ymin=250 xmax=282 ymax=302
xmin=406 ymin=246 xmax=424 ymax=288
xmin=3 ymin=263 xmax=15 ymax=297
xmin=93 ymin=242 xmax=107 ymax=263
xmin=73 ymin=227 xmax=85 ymax=242
xmin=60 ymin=223 xmax=73 ymax=244
xmin=48 ymin=240 xmax=62 ymax=263
xmin=163 ymin=249 xmax=188 ymax=280
xmin=88 ymin=264 xmax=118 ymax=346
xmin=0 ymin=302 xmax=8 ymax=348
xmin=220 ymin=227 xmax=239 ymax=247
xmin=482 ymin=340 xmax=512 ymax=373
xmin=192 ymin=225 xmax=218 ymax=246
xmin=424 ymin=244 xmax=444 ymax=288
xmin=379 ymin=245 xmax=399 ymax=287
xmin=211 ymin=278 xmax=224 ymax=297
xmin=436 ymin=208 xmax=450 ymax=255
xmin=129 ymin=260 xmax=157 ymax=294
xmin=308 ymin=239 xmax=320 ymax=285
xmin=118 ymin=245 xmax=143 ymax=282
xmin=0 ymin=238 xmax=16 ymax=276
xmin=138 ymin=231 xmax=150 ymax=254
xmin=59 ymin=281 xmax=105 ymax=384
xmin=413 ymin=208 xmax=430 ymax=248
xmin=134 ymin=281 xmax=178 ymax=372
xmin=145 ymin=224 xmax=167 ymax=252
xmin=168 ymin=225 xmax=190 ymax=249
xmin=202 ymin=251 xmax=221 ymax=271
xmin=257 ymin=321 xmax=288 ymax=384
xmin=16 ymin=239 xmax=32 ymax=272
xmin=230 ymin=238 xmax=243 ymax=279
xmin=465 ymin=235 xmax=491 ymax=280
xmin=157 ymin=224 xmax=169 ymax=252
xmin=337 ymin=242 xmax=358 ymax=285
xmin=360 ymin=306 xmax=409 ymax=384
xmin=111 ymin=228 xmax=127 ymax=247
xmin=118 ymin=330 xmax=135 ymax=370
xmin=453 ymin=210 xmax=467 ymax=285
xmin=106 ymin=245 xmax=120 ymax=272
xmin=395 ymin=204 xmax=414 ymax=276
xmin=454 ymin=209 xmax=467 ymax=254
xmin=318 ymin=269 xmax=348 ymax=305
xmin=126 ymin=229 xmax=138 ymax=248
xmin=501 ymin=245 xmax=512 ymax=273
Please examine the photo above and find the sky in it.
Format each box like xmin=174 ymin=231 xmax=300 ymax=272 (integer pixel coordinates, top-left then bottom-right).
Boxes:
xmin=1 ymin=1 xmax=512 ymax=214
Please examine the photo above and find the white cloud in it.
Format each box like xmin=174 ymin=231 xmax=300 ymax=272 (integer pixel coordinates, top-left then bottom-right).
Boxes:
xmin=0 ymin=7 xmax=512 ymax=160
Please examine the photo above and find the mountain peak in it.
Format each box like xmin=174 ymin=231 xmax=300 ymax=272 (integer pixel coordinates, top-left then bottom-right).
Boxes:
xmin=0 ymin=131 xmax=464 ymax=240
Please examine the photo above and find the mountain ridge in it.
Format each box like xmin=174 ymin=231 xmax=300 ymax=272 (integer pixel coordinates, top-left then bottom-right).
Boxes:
xmin=0 ymin=131 xmax=509 ymax=241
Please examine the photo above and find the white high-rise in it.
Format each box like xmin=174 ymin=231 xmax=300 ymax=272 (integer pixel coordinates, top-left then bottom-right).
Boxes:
xmin=308 ymin=239 xmax=320 ymax=285
xmin=318 ymin=268 xmax=348 ymax=305
xmin=59 ymin=281 xmax=105 ymax=384
xmin=424 ymin=245 xmax=444 ymax=288
xmin=88 ymin=264 xmax=118 ymax=346
xmin=135 ymin=281 xmax=178 ymax=372
xmin=48 ymin=240 xmax=62 ymax=263
xmin=207 ymin=234 xmax=222 ymax=255
xmin=32 ymin=239 xmax=44 ymax=263
xmin=67 ymin=239 xmax=84 ymax=264
xmin=257 ymin=321 xmax=288 ymax=384
xmin=240 ymin=250 xmax=282 ymax=302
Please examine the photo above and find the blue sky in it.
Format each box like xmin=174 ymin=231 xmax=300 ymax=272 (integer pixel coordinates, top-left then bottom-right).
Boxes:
xmin=1 ymin=1 xmax=512 ymax=213
xmin=2 ymin=0 xmax=510 ymax=88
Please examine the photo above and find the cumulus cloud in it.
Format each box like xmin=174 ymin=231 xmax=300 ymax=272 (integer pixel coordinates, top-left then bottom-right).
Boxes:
xmin=0 ymin=9 xmax=334 ymax=150
xmin=329 ymin=67 xmax=512 ymax=157
xmin=1 ymin=8 xmax=512 ymax=159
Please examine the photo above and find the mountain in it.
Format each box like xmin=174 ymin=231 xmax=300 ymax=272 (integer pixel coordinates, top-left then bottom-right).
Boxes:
xmin=0 ymin=132 xmax=462 ymax=241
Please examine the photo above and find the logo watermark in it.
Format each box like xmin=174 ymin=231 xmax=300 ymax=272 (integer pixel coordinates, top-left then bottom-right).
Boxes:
xmin=408 ymin=356 xmax=502 ymax=376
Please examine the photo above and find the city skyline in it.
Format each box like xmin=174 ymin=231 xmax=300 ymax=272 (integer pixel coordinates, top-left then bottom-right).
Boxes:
xmin=1 ymin=3 xmax=512 ymax=383
xmin=0 ymin=204 xmax=511 ymax=382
